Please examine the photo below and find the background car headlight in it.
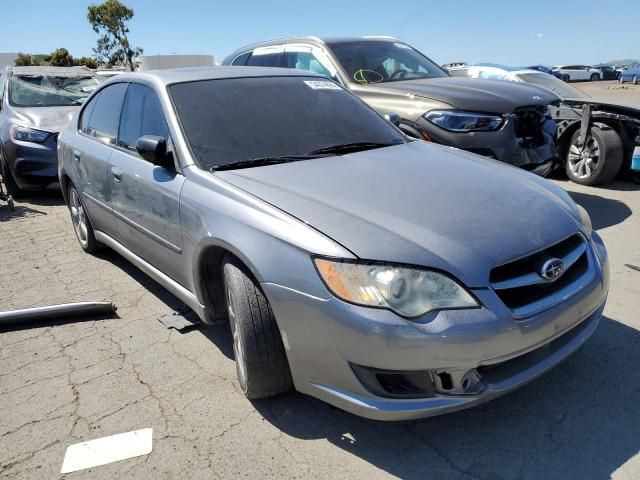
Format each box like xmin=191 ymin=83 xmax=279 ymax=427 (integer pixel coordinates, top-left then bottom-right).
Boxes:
xmin=576 ymin=204 xmax=593 ymax=238
xmin=314 ymin=258 xmax=479 ymax=318
xmin=10 ymin=125 xmax=50 ymax=144
xmin=424 ymin=110 xmax=504 ymax=132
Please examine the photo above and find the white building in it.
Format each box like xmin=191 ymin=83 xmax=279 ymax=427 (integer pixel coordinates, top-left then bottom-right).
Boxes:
xmin=0 ymin=53 xmax=18 ymax=68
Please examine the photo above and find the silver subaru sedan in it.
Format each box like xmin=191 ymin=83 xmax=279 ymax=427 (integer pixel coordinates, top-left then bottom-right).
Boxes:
xmin=57 ymin=67 xmax=609 ymax=421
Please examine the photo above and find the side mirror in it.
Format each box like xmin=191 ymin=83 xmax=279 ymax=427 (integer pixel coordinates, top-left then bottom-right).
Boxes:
xmin=384 ymin=112 xmax=401 ymax=128
xmin=136 ymin=135 xmax=172 ymax=168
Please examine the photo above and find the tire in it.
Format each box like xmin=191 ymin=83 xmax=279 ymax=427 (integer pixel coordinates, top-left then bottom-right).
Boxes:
xmin=619 ymin=75 xmax=624 ymax=84
xmin=634 ymin=76 xmax=638 ymax=85
xmin=590 ymin=73 xmax=600 ymax=82
xmin=223 ymin=255 xmax=292 ymax=399
xmin=1 ymin=153 xmax=23 ymax=199
xmin=565 ymin=126 xmax=623 ymax=186
xmin=67 ymin=184 xmax=98 ymax=253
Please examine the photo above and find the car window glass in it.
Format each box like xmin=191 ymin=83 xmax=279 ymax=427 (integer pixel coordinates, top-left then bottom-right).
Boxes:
xmin=85 ymin=82 xmax=128 ymax=145
xmin=246 ymin=47 xmax=283 ymax=67
xmin=118 ymin=83 xmax=169 ymax=152
xmin=80 ymin=94 xmax=98 ymax=133
xmin=231 ymin=52 xmax=251 ymax=66
xmin=283 ymin=51 xmax=332 ymax=78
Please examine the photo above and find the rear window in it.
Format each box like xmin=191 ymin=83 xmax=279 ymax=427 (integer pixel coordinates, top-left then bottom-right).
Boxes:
xmin=169 ymin=76 xmax=404 ymax=170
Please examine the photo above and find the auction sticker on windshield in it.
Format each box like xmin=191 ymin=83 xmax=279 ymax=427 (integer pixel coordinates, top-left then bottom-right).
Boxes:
xmin=304 ymin=80 xmax=341 ymax=90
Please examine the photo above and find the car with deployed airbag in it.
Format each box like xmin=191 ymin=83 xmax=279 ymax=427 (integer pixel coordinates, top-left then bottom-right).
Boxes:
xmin=58 ymin=67 xmax=609 ymax=421
xmin=224 ymin=37 xmax=561 ymax=176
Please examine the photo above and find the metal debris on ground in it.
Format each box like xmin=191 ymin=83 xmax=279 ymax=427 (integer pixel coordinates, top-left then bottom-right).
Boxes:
xmin=0 ymin=301 xmax=117 ymax=328
xmin=158 ymin=309 xmax=200 ymax=331
xmin=625 ymin=264 xmax=640 ymax=273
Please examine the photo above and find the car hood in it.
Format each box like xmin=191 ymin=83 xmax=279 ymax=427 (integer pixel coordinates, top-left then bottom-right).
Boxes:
xmin=216 ymin=142 xmax=582 ymax=287
xmin=6 ymin=105 xmax=80 ymax=133
xmin=365 ymin=77 xmax=559 ymax=113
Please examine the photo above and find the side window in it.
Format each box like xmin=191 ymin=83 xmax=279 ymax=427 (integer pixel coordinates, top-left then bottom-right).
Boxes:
xmin=231 ymin=51 xmax=251 ymax=66
xmin=80 ymin=94 xmax=98 ymax=133
xmin=246 ymin=46 xmax=283 ymax=67
xmin=85 ymin=83 xmax=128 ymax=145
xmin=283 ymin=51 xmax=332 ymax=78
xmin=118 ymin=83 xmax=169 ymax=152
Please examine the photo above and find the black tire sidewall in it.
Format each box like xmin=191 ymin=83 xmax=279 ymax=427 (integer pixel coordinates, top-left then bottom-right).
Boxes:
xmin=1 ymin=153 xmax=22 ymax=198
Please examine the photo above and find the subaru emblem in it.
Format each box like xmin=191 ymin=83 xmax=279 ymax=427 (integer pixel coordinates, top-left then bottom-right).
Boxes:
xmin=540 ymin=258 xmax=565 ymax=281
xmin=533 ymin=95 xmax=543 ymax=101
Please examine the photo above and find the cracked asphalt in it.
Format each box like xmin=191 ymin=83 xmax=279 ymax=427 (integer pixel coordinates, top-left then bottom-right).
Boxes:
xmin=0 ymin=174 xmax=639 ymax=479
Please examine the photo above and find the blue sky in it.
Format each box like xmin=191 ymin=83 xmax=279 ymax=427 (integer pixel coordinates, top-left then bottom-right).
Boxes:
xmin=2 ymin=0 xmax=637 ymax=66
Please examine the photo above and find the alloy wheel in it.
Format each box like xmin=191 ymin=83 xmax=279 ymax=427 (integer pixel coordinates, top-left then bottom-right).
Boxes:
xmin=568 ymin=136 xmax=600 ymax=179
xmin=70 ymin=188 xmax=89 ymax=247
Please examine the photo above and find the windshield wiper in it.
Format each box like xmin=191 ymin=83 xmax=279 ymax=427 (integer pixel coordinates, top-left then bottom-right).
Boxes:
xmin=210 ymin=154 xmax=329 ymax=172
xmin=307 ymin=142 xmax=400 ymax=155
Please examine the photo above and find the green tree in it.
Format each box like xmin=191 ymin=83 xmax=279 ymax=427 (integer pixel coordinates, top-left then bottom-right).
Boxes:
xmin=87 ymin=0 xmax=142 ymax=71
xmin=49 ymin=48 xmax=75 ymax=67
xmin=14 ymin=53 xmax=33 ymax=66
xmin=74 ymin=56 xmax=99 ymax=69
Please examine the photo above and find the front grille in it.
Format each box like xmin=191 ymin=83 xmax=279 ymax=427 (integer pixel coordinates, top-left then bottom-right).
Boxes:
xmin=490 ymin=234 xmax=593 ymax=318
xmin=513 ymin=106 xmax=546 ymax=148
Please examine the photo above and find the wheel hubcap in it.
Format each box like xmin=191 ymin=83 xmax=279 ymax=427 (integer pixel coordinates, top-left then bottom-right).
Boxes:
xmin=227 ymin=285 xmax=247 ymax=388
xmin=567 ymin=136 xmax=600 ymax=179
xmin=70 ymin=189 xmax=89 ymax=246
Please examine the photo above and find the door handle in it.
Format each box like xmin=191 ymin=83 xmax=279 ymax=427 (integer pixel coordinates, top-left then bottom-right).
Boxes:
xmin=111 ymin=167 xmax=122 ymax=183
xmin=73 ymin=149 xmax=81 ymax=162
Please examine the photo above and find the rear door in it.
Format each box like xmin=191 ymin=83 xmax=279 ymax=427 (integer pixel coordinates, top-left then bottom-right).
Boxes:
xmin=108 ymin=82 xmax=186 ymax=284
xmin=73 ymin=82 xmax=128 ymax=234
xmin=282 ymin=44 xmax=341 ymax=83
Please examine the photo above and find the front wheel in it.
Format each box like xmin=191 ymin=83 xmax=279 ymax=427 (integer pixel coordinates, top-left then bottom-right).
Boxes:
xmin=634 ymin=76 xmax=638 ymax=85
xmin=223 ymin=255 xmax=292 ymax=399
xmin=1 ymin=155 xmax=23 ymax=199
xmin=565 ymin=127 xmax=623 ymax=185
xmin=590 ymin=73 xmax=600 ymax=82
xmin=68 ymin=184 xmax=99 ymax=253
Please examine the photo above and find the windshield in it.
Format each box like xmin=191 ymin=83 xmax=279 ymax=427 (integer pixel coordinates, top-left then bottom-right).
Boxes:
xmin=327 ymin=41 xmax=449 ymax=84
xmin=169 ymin=76 xmax=405 ymax=170
xmin=9 ymin=75 xmax=99 ymax=107
xmin=515 ymin=72 xmax=589 ymax=100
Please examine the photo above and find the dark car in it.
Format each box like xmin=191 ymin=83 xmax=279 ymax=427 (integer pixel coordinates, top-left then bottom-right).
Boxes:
xmin=593 ymin=65 xmax=620 ymax=81
xmin=0 ymin=66 xmax=99 ymax=196
xmin=224 ymin=37 xmax=561 ymax=176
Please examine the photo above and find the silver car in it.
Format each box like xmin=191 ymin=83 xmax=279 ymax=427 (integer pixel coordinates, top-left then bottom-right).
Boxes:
xmin=58 ymin=67 xmax=609 ymax=421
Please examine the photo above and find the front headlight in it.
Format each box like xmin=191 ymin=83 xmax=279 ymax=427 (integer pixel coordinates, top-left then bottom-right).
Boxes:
xmin=576 ymin=204 xmax=593 ymax=238
xmin=10 ymin=125 xmax=50 ymax=144
xmin=424 ymin=110 xmax=504 ymax=132
xmin=314 ymin=258 xmax=479 ymax=318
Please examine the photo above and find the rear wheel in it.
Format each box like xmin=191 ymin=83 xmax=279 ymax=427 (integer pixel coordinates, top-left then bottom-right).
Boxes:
xmin=634 ymin=76 xmax=638 ymax=85
xmin=223 ymin=255 xmax=292 ymax=399
xmin=590 ymin=73 xmax=600 ymax=82
xmin=68 ymin=184 xmax=98 ymax=253
xmin=565 ymin=127 xmax=623 ymax=185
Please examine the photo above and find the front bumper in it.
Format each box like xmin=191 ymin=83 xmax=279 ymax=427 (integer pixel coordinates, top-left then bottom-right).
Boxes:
xmin=1 ymin=135 xmax=60 ymax=190
xmin=263 ymin=236 xmax=609 ymax=421
xmin=417 ymin=115 xmax=557 ymax=171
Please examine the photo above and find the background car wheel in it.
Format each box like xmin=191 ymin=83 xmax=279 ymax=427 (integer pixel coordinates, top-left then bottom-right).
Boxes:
xmin=67 ymin=184 xmax=98 ymax=253
xmin=565 ymin=127 xmax=623 ymax=186
xmin=223 ymin=255 xmax=292 ymax=399
xmin=634 ymin=76 xmax=638 ymax=85
xmin=1 ymin=155 xmax=23 ymax=199
xmin=619 ymin=75 xmax=624 ymax=84
xmin=590 ymin=73 xmax=600 ymax=82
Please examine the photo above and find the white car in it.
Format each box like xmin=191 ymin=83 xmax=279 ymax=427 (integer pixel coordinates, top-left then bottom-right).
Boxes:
xmin=552 ymin=65 xmax=601 ymax=82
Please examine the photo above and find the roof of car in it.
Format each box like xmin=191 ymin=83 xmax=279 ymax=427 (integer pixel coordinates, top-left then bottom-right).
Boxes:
xmin=111 ymin=66 xmax=322 ymax=86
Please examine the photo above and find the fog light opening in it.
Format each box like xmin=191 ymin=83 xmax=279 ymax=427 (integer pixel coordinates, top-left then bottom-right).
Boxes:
xmin=436 ymin=372 xmax=453 ymax=391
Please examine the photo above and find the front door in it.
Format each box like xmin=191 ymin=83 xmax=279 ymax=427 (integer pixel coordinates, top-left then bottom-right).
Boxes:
xmin=108 ymin=83 xmax=186 ymax=285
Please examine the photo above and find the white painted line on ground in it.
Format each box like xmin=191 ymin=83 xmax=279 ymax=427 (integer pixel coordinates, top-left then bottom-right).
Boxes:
xmin=60 ymin=428 xmax=153 ymax=474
